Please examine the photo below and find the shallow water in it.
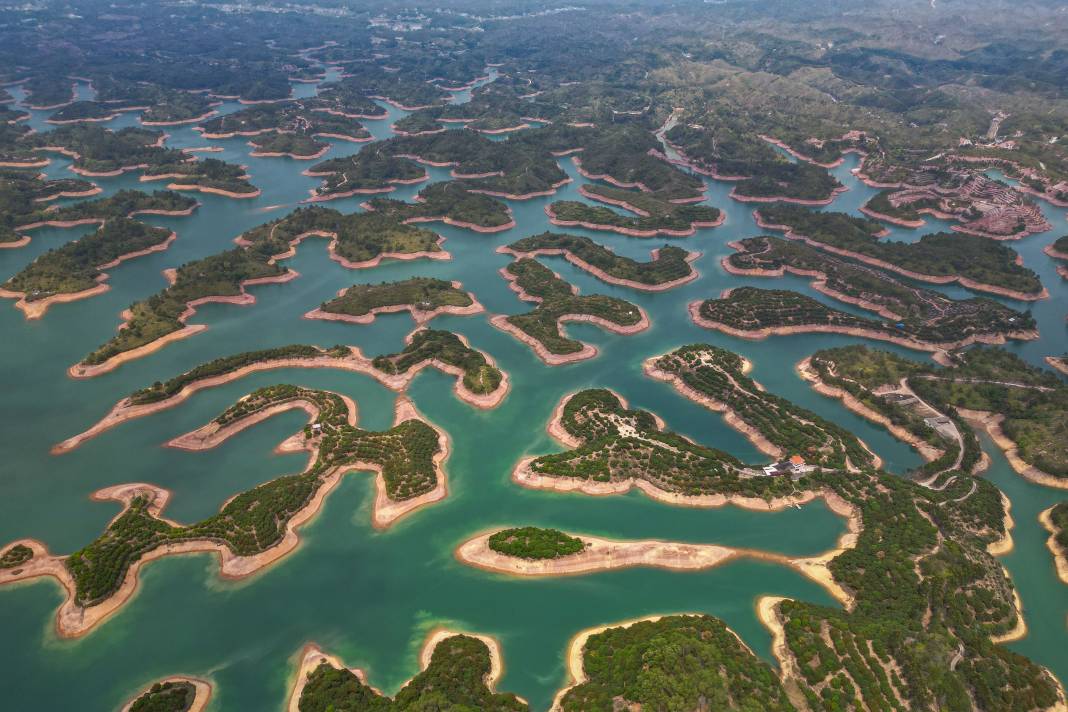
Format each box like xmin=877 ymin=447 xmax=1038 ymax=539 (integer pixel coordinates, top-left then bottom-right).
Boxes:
xmin=1 ymin=74 xmax=1066 ymax=710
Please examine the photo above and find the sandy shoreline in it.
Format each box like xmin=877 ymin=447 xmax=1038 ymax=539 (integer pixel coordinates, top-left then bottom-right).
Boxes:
xmin=1046 ymin=357 xmax=1068 ymax=376
xmin=957 ymin=409 xmax=1068 ymax=490
xmin=120 ymin=676 xmax=212 ymax=712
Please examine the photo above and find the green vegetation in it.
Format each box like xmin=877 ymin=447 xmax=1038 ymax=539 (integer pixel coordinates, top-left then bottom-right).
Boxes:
xmin=3 ymin=218 xmax=172 ymax=300
xmin=307 ymin=147 xmax=426 ymax=199
xmin=128 ymin=345 xmax=348 ymax=405
xmin=48 ymin=101 xmax=119 ymax=123
xmin=809 ymin=346 xmax=982 ymax=477
xmin=365 ymin=181 xmax=513 ymax=230
xmin=699 ymin=286 xmax=901 ymax=335
xmin=507 ymin=232 xmax=695 ymax=287
xmin=140 ymin=92 xmax=216 ymax=124
xmin=65 ymin=385 xmax=441 ymax=606
xmin=549 ymin=194 xmax=720 ymax=235
xmin=142 ymin=158 xmax=257 ymax=195
xmin=22 ymin=75 xmax=73 ymax=107
xmin=372 ymin=329 xmax=502 ymax=395
xmin=0 ymin=543 xmax=32 ymax=569
xmin=249 ymin=132 xmax=327 ymax=158
xmin=44 ymin=189 xmax=197 ymax=223
xmin=530 ymin=382 xmax=1056 ymax=710
xmin=0 ymin=171 xmax=97 ymax=241
xmin=488 ymin=527 xmax=585 ymax=559
xmin=561 ymin=615 xmax=795 ymax=711
xmin=318 ymin=278 xmax=472 ymax=318
xmin=1050 ymin=235 xmax=1068 ymax=256
xmin=128 ymin=681 xmax=196 ymax=712
xmin=199 ymin=100 xmax=370 ymax=142
xmin=80 ymin=242 xmax=287 ymax=367
xmin=1051 ymin=502 xmax=1068 ymax=560
xmin=299 ymin=634 xmax=527 ymax=711
xmin=727 ymin=236 xmax=1034 ymax=343
xmin=756 ymin=205 xmax=1043 ymax=295
xmin=237 ymin=205 xmax=442 ymax=264
xmin=656 ymin=345 xmax=876 ymax=469
xmin=501 ymin=258 xmax=644 ymax=356
xmin=305 ymin=83 xmax=387 ymax=120
xmin=733 ymin=160 xmax=843 ymax=201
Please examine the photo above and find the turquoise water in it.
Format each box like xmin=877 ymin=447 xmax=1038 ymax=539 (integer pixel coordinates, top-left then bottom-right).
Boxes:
xmin=0 ymin=75 xmax=1066 ymax=710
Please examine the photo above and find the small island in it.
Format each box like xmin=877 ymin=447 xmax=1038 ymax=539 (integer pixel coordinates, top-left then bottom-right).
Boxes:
xmin=754 ymin=204 xmax=1047 ymax=300
xmin=304 ymin=149 xmax=428 ymax=201
xmin=197 ymin=98 xmax=372 ymax=149
xmin=1045 ymin=236 xmax=1068 ymax=280
xmin=305 ymin=277 xmax=482 ymax=325
xmin=14 ymin=189 xmax=197 ymax=233
xmin=291 ymin=631 xmax=525 ymax=712
xmin=1 ymin=387 xmax=447 ymax=637
xmin=491 ymin=258 xmax=649 ymax=365
xmin=691 ymin=286 xmax=1037 ymax=354
xmin=122 ymin=677 xmax=212 ymax=712
xmin=501 ymin=232 xmax=698 ymax=291
xmin=1 ymin=218 xmax=175 ymax=319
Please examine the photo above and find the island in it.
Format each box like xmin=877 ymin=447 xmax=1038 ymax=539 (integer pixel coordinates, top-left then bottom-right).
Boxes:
xmin=303 ymin=148 xmax=428 ymax=201
xmin=754 ymin=204 xmax=1047 ymax=300
xmin=121 ymin=677 xmax=212 ymax=712
xmin=491 ymin=258 xmax=649 ymax=365
xmin=691 ymin=286 xmax=1036 ymax=353
xmin=1039 ymin=503 xmax=1068 ymax=586
xmin=553 ymin=615 xmax=794 ymax=712
xmin=27 ymin=125 xmax=258 ymax=196
xmin=1045 ymin=236 xmax=1068 ymax=280
xmin=305 ymin=277 xmax=482 ymax=325
xmin=730 ymin=160 xmax=846 ymax=204
xmin=363 ymin=181 xmax=516 ymax=233
xmin=500 ymin=232 xmax=699 ymax=291
xmin=56 ymin=332 xmax=507 ymax=453
xmin=723 ymin=237 xmax=1038 ymax=348
xmin=73 ymin=206 xmax=449 ymax=376
xmin=1 ymin=218 xmax=175 ymax=319
xmin=198 ymin=99 xmax=371 ymax=143
xmin=546 ymin=185 xmax=722 ymax=237
xmin=291 ymin=631 xmax=525 ymax=711
xmin=0 ymin=387 xmax=447 ymax=637
xmin=47 ymin=100 xmax=125 ymax=125
xmin=11 ymin=188 xmax=196 ymax=235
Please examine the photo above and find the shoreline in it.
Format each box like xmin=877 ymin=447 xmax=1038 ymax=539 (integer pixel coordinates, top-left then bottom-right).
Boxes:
xmin=496 ymin=244 xmax=699 ymax=292
xmin=1039 ymin=506 xmax=1068 ymax=586
xmin=753 ymin=211 xmax=1048 ymax=301
xmin=729 ymin=182 xmax=848 ymax=206
xmin=688 ymin=299 xmax=1037 ymax=354
xmin=1046 ymin=357 xmax=1068 ymax=376
xmin=67 ymin=269 xmax=298 ymax=379
xmin=957 ymin=409 xmax=1068 ymax=490
xmin=490 ymin=307 xmax=650 ymax=367
xmin=120 ymin=677 xmax=212 ymax=712
xmin=544 ymin=204 xmax=722 ymax=238
xmin=247 ymin=229 xmax=449 ymax=270
xmin=165 ymin=182 xmax=261 ymax=199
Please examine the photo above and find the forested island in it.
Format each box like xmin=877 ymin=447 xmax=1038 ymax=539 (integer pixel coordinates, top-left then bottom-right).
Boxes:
xmin=693 ymin=286 xmax=1035 ymax=353
xmin=547 ymin=185 xmax=721 ymax=236
xmin=123 ymin=678 xmax=211 ymax=712
xmin=73 ymin=206 xmax=448 ymax=376
xmin=502 ymin=232 xmax=698 ymax=290
xmin=9 ymin=187 xmax=196 ymax=236
xmin=363 ymin=181 xmax=515 ymax=232
xmin=307 ymin=277 xmax=480 ymax=325
xmin=1 ymin=386 xmax=446 ymax=636
xmin=492 ymin=258 xmax=648 ymax=364
xmin=487 ymin=527 xmax=586 ymax=560
xmin=294 ymin=633 xmax=525 ymax=712
xmin=755 ymin=205 xmax=1046 ymax=299
xmin=1 ymin=218 xmax=174 ymax=318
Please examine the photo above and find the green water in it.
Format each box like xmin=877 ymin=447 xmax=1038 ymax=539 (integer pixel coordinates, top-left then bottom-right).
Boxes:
xmin=0 ymin=77 xmax=1066 ymax=710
